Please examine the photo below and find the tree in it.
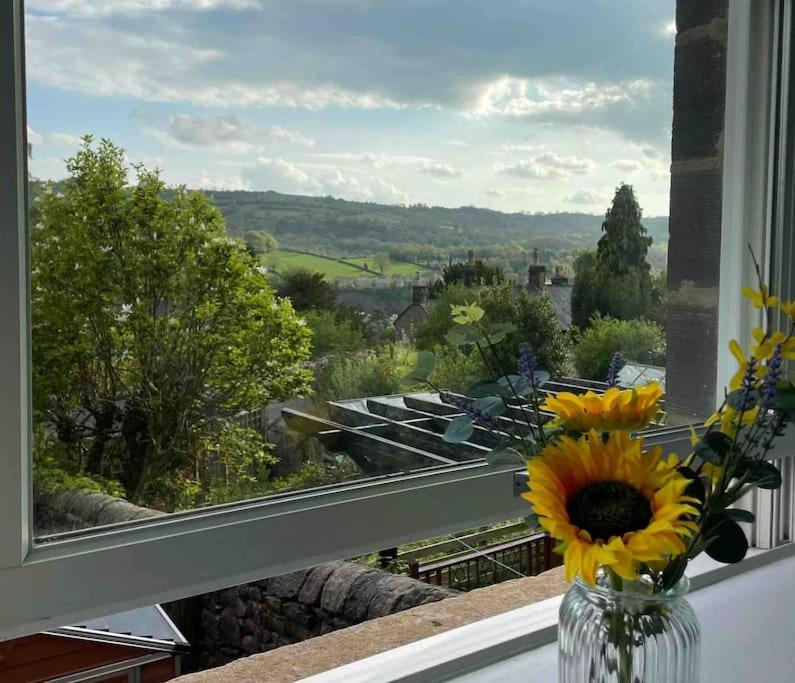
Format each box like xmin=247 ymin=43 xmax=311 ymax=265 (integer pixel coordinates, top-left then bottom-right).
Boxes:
xmin=440 ymin=259 xmax=504 ymax=289
xmin=248 ymin=230 xmax=279 ymax=254
xmin=31 ymin=138 xmax=313 ymax=506
xmin=276 ymin=268 xmax=337 ymax=312
xmin=303 ymin=309 xmax=367 ymax=358
xmin=571 ymin=185 xmax=658 ymax=326
xmin=373 ymin=252 xmax=390 ymax=275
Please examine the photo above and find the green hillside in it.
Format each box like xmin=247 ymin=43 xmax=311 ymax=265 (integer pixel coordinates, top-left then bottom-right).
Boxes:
xmin=263 ymin=250 xmax=373 ymax=279
xmin=343 ymin=257 xmax=431 ymax=278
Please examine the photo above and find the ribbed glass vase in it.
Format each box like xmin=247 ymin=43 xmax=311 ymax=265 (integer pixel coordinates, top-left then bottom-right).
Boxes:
xmin=558 ymin=575 xmax=700 ymax=683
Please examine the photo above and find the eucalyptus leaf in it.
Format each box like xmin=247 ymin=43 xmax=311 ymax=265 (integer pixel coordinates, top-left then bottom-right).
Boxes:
xmin=484 ymin=321 xmax=517 ymax=344
xmin=533 ymin=370 xmax=550 ymax=387
xmin=445 ymin=324 xmax=484 ymax=347
xmin=677 ymin=466 xmax=705 ymax=504
xmin=404 ymin=350 xmax=436 ymax=381
xmin=485 ymin=447 xmax=526 ymax=467
xmin=473 ymin=396 xmax=506 ymax=417
xmin=703 ymin=512 xmax=748 ymax=564
xmin=497 ymin=374 xmax=531 ymax=397
xmin=725 ymin=508 xmax=755 ymax=524
xmin=466 ymin=380 xmax=511 ymax=399
xmin=745 ymin=460 xmax=782 ymax=490
xmin=443 ymin=415 xmax=474 ymax=443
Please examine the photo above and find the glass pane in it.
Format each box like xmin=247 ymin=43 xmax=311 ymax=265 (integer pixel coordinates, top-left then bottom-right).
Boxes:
xmin=26 ymin=0 xmax=697 ymax=540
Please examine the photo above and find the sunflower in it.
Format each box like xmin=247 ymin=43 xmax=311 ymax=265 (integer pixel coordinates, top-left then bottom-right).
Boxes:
xmin=541 ymin=383 xmax=663 ymax=433
xmin=522 ymin=431 xmax=699 ymax=586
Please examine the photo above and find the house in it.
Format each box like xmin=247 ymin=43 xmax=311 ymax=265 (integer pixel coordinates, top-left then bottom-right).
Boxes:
xmin=0 ymin=605 xmax=188 ymax=682
xmin=526 ymin=249 xmax=573 ymax=332
xmin=394 ymin=284 xmax=435 ymax=339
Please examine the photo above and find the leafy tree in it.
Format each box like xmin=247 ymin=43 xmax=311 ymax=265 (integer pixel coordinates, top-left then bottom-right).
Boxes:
xmin=571 ymin=315 xmax=666 ymax=380
xmin=373 ymin=252 xmax=390 ymax=275
xmin=571 ymin=185 xmax=659 ymax=325
xmin=31 ymin=138 xmax=313 ymax=506
xmin=314 ymin=346 xmax=407 ymax=401
xmin=276 ymin=268 xmax=337 ymax=312
xmin=303 ymin=309 xmax=368 ymax=358
xmin=440 ymin=259 xmax=504 ymax=289
xmin=415 ymin=284 xmax=569 ymax=377
xmin=248 ymin=230 xmax=279 ymax=254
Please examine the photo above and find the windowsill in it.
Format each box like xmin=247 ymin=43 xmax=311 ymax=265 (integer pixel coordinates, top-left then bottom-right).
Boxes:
xmin=173 ymin=566 xmax=570 ymax=683
xmin=174 ymin=544 xmax=794 ymax=683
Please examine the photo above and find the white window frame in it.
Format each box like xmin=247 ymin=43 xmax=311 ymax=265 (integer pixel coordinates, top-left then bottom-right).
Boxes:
xmin=0 ymin=0 xmax=778 ymax=641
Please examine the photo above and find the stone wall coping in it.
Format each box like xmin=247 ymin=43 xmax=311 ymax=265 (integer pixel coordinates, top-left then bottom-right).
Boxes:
xmin=174 ymin=566 xmax=568 ymax=683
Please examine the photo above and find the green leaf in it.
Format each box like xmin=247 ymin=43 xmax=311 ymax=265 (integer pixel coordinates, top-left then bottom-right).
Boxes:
xmin=725 ymin=508 xmax=755 ymax=524
xmin=693 ymin=431 xmax=733 ymax=465
xmin=443 ymin=415 xmax=474 ymax=443
xmin=473 ymin=396 xmax=506 ymax=417
xmin=466 ymin=380 xmax=511 ymax=399
xmin=445 ymin=324 xmax=484 ymax=347
xmin=404 ymin=350 xmax=436 ymax=381
xmin=775 ymin=386 xmax=795 ymax=415
xmin=522 ymin=513 xmax=540 ymax=530
xmin=485 ymin=447 xmax=525 ymax=467
xmin=484 ymin=321 xmax=516 ymax=344
xmin=658 ymin=553 xmax=688 ymax=591
xmin=744 ymin=460 xmax=782 ymax=490
xmin=703 ymin=512 xmax=748 ymax=564
xmin=497 ymin=374 xmax=531 ymax=397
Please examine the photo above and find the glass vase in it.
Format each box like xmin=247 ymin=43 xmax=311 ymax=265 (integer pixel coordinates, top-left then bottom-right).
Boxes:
xmin=558 ymin=575 xmax=700 ymax=683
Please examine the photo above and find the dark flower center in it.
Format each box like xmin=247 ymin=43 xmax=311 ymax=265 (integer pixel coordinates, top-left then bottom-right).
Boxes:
xmin=566 ymin=480 xmax=652 ymax=542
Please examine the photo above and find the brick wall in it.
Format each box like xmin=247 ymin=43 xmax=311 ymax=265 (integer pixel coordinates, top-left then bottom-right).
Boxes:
xmin=666 ymin=0 xmax=728 ymax=419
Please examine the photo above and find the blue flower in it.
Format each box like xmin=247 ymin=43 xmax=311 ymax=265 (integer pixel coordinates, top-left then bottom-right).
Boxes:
xmin=442 ymin=393 xmax=500 ymax=430
xmin=518 ymin=343 xmax=537 ymax=384
xmin=761 ymin=344 xmax=784 ymax=410
xmin=606 ymin=352 xmax=625 ymax=387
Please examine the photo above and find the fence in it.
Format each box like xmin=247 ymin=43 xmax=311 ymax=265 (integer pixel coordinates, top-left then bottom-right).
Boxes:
xmin=408 ymin=532 xmax=561 ymax=592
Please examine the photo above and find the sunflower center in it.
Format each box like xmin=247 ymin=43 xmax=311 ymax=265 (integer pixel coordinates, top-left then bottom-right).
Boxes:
xmin=566 ymin=480 xmax=652 ymax=542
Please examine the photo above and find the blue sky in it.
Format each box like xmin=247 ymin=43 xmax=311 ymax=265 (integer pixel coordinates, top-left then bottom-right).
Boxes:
xmin=25 ymin=0 xmax=676 ymax=214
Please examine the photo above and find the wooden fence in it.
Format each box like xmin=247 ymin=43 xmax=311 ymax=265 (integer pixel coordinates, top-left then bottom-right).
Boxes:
xmin=408 ymin=532 xmax=561 ymax=592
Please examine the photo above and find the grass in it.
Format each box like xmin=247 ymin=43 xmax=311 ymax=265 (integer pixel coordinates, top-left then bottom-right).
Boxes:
xmin=263 ymin=250 xmax=437 ymax=280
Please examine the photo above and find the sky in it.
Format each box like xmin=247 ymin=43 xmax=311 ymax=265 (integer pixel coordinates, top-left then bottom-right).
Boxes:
xmin=24 ymin=0 xmax=676 ymax=215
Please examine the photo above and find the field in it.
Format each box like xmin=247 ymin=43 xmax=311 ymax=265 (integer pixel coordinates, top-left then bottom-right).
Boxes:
xmin=263 ymin=250 xmax=436 ymax=280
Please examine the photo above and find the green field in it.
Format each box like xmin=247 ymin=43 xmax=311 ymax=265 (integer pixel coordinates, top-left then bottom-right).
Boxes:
xmin=263 ymin=250 xmax=374 ymax=279
xmin=263 ymin=250 xmax=436 ymax=280
xmin=343 ymin=257 xmax=431 ymax=277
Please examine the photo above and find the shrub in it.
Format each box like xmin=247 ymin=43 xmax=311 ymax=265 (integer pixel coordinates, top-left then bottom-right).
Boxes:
xmin=571 ymin=315 xmax=666 ymax=381
xmin=314 ymin=345 xmax=409 ymax=401
xmin=427 ymin=345 xmax=487 ymax=394
xmin=303 ymin=308 xmax=368 ymax=358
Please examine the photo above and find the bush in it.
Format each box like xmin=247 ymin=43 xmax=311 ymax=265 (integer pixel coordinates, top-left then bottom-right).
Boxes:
xmin=571 ymin=315 xmax=666 ymax=381
xmin=414 ymin=285 xmax=473 ymax=351
xmin=314 ymin=345 xmax=409 ymax=401
xmin=427 ymin=345 xmax=487 ymax=394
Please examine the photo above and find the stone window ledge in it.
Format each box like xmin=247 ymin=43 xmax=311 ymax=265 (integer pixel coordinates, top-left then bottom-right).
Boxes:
xmin=174 ymin=567 xmax=568 ymax=683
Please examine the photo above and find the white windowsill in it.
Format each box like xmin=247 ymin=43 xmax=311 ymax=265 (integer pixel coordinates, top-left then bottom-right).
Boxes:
xmin=300 ymin=544 xmax=795 ymax=683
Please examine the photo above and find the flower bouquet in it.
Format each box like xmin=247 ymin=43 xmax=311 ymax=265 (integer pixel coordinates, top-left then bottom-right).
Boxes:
xmin=408 ymin=274 xmax=794 ymax=683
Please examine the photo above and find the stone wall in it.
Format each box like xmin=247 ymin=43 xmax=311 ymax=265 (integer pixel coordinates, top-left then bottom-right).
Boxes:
xmin=196 ymin=561 xmax=457 ymax=668
xmin=665 ymin=0 xmax=728 ymax=419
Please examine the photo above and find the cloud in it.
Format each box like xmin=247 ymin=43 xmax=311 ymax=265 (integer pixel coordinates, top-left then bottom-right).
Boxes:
xmin=485 ymin=189 xmax=506 ymax=198
xmin=500 ymin=143 xmax=545 ymax=152
xmin=468 ymin=76 xmax=654 ymax=120
xmin=563 ymin=189 xmax=611 ymax=205
xmin=160 ymin=113 xmax=313 ymax=153
xmin=612 ymin=159 xmax=643 ymax=172
xmin=27 ymin=0 xmax=259 ymax=16
xmin=418 ymin=160 xmax=462 ymax=178
xmin=497 ymin=160 xmax=569 ymax=180
xmin=27 ymin=126 xmax=43 ymax=146
xmin=188 ymin=169 xmax=248 ymax=191
xmin=239 ymin=157 xmax=409 ymax=204
xmin=310 ymin=152 xmax=428 ymax=169
xmin=496 ymin=152 xmax=593 ymax=180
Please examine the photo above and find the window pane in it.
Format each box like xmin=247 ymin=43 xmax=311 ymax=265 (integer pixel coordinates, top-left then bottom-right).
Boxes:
xmin=25 ymin=0 xmax=698 ymax=540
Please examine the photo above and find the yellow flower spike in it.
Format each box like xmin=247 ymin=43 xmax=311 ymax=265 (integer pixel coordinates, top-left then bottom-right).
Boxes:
xmin=742 ymin=285 xmax=779 ymax=309
xmin=751 ymin=328 xmax=795 ymax=361
xmin=523 ymin=432 xmax=699 ymax=587
xmin=541 ymin=382 xmax=663 ymax=433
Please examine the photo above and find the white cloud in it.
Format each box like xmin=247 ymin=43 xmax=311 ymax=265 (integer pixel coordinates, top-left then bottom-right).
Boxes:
xmin=485 ymin=189 xmax=506 ymax=198
xmin=468 ymin=76 xmax=654 ymax=119
xmin=497 ymin=161 xmax=569 ymax=180
xmin=188 ymin=169 xmax=249 ymax=191
xmin=27 ymin=126 xmax=43 ymax=146
xmin=500 ymin=143 xmax=545 ymax=152
xmin=612 ymin=159 xmax=643 ymax=172
xmin=27 ymin=0 xmax=259 ymax=16
xmin=496 ymin=151 xmax=593 ymax=180
xmin=418 ymin=160 xmax=462 ymax=178
xmin=563 ymin=189 xmax=611 ymax=205
xmin=161 ymin=113 xmax=313 ymax=153
xmin=45 ymin=132 xmax=83 ymax=147
xmin=533 ymin=152 xmax=594 ymax=173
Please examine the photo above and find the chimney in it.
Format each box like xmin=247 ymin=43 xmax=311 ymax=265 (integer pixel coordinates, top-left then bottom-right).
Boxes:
xmin=528 ymin=261 xmax=546 ymax=294
xmin=551 ymin=264 xmax=569 ymax=286
xmin=467 ymin=249 xmax=475 ymax=266
xmin=413 ymin=284 xmax=429 ymax=305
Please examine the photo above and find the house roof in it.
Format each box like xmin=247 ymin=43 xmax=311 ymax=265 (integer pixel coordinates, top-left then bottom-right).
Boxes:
xmin=546 ymin=284 xmax=572 ymax=331
xmin=48 ymin=605 xmax=189 ymax=653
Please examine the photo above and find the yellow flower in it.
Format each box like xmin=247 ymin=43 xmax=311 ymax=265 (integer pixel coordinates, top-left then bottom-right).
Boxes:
xmin=542 ymin=382 xmax=663 ymax=433
xmin=705 ymin=405 xmax=759 ymax=439
xmin=728 ymin=338 xmax=767 ymax=390
xmin=780 ymin=300 xmax=795 ymax=322
xmin=450 ymin=302 xmax=484 ymax=325
xmin=522 ymin=431 xmax=699 ymax=586
xmin=742 ymin=285 xmax=779 ymax=309
xmin=750 ymin=327 xmax=795 ymax=361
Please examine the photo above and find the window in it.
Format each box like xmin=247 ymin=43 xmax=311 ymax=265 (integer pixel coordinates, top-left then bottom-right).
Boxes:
xmin=0 ymin=0 xmax=781 ymax=646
